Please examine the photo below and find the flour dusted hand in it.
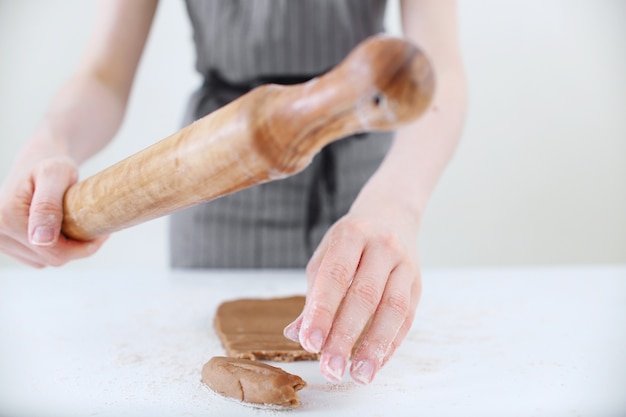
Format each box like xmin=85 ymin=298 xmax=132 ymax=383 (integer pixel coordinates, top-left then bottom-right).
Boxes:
xmin=284 ymin=196 xmax=422 ymax=385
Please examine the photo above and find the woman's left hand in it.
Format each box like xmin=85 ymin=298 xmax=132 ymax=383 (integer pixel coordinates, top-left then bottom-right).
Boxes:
xmin=283 ymin=0 xmax=468 ymax=384
xmin=284 ymin=199 xmax=422 ymax=384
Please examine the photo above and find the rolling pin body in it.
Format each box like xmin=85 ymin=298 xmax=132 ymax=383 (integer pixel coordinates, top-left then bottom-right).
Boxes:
xmin=62 ymin=35 xmax=435 ymax=241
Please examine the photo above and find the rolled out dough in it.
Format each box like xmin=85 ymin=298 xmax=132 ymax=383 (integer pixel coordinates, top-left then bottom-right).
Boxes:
xmin=202 ymin=356 xmax=306 ymax=407
xmin=214 ymin=295 xmax=320 ymax=361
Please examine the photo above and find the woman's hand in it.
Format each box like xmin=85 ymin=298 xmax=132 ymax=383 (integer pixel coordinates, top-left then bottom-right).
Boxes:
xmin=0 ymin=140 xmax=106 ymax=267
xmin=284 ymin=198 xmax=422 ymax=384
xmin=283 ymin=0 xmax=468 ymax=383
xmin=1 ymin=0 xmax=161 ymax=268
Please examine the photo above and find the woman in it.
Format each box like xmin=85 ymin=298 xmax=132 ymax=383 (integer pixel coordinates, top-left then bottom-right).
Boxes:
xmin=0 ymin=0 xmax=466 ymax=384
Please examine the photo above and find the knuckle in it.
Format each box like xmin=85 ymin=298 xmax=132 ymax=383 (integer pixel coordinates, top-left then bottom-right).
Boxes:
xmin=330 ymin=327 xmax=359 ymax=348
xmin=379 ymin=232 xmax=403 ymax=255
xmin=383 ymin=292 xmax=410 ymax=319
xmin=333 ymin=218 xmax=365 ymax=240
xmin=310 ymin=302 xmax=336 ymax=323
xmin=352 ymin=279 xmax=382 ymax=309
xmin=30 ymin=200 xmax=62 ymax=220
xmin=31 ymin=198 xmax=61 ymax=213
xmin=38 ymin=158 xmax=75 ymax=176
xmin=37 ymin=160 xmax=57 ymax=177
xmin=324 ymin=262 xmax=353 ymax=287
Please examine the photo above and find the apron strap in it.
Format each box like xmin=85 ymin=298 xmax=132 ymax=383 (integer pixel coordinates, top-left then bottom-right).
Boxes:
xmin=200 ymin=69 xmax=365 ymax=252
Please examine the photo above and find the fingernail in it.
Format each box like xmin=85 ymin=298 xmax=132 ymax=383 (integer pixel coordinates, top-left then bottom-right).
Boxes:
xmin=324 ymin=355 xmax=346 ymax=382
xmin=352 ymin=360 xmax=374 ymax=385
xmin=283 ymin=322 xmax=299 ymax=342
xmin=304 ymin=329 xmax=324 ymax=353
xmin=31 ymin=226 xmax=55 ymax=246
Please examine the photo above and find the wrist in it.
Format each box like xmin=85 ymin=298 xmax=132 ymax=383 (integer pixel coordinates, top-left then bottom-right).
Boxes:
xmin=24 ymin=123 xmax=71 ymax=158
xmin=350 ymin=179 xmax=423 ymax=231
xmin=356 ymin=164 xmax=425 ymax=210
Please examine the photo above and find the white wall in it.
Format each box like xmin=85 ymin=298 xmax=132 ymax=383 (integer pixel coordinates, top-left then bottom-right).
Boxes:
xmin=1 ymin=0 xmax=624 ymax=270
xmin=431 ymin=0 xmax=626 ymax=266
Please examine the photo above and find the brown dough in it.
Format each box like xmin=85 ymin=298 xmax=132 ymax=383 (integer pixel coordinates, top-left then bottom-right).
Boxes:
xmin=202 ymin=356 xmax=306 ymax=407
xmin=214 ymin=296 xmax=319 ymax=361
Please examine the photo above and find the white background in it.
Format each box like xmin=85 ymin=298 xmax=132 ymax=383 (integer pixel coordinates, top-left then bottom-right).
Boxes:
xmin=0 ymin=0 xmax=625 ymax=270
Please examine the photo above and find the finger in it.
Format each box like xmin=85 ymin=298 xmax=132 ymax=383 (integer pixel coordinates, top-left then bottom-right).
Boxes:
xmin=2 ymin=222 xmax=107 ymax=267
xmin=28 ymin=159 xmax=77 ymax=246
xmin=298 ymin=222 xmax=366 ymax=354
xmin=10 ymin=252 xmax=46 ymax=268
xmin=350 ymin=263 xmax=418 ymax=384
xmin=318 ymin=242 xmax=397 ymax=382
xmin=284 ymin=231 xmax=332 ymax=340
xmin=32 ymin=234 xmax=108 ymax=267
xmin=283 ymin=313 xmax=303 ymax=342
xmin=305 ymin=232 xmax=331 ymax=291
xmin=285 ymin=230 xmax=359 ymax=344
xmin=0 ymin=237 xmax=46 ymax=268
xmin=380 ymin=275 xmax=421 ymax=368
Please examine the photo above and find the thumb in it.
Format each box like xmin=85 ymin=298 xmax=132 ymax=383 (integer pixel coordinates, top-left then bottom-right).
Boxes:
xmin=28 ymin=159 xmax=77 ymax=246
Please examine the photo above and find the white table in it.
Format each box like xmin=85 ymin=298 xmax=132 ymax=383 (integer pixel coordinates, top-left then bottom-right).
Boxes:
xmin=0 ymin=266 xmax=624 ymax=417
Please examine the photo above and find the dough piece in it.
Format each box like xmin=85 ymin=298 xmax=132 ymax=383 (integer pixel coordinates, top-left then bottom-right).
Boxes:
xmin=202 ymin=356 xmax=307 ymax=407
xmin=214 ymin=296 xmax=319 ymax=361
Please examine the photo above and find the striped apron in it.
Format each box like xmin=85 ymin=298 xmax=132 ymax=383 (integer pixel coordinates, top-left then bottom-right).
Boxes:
xmin=170 ymin=0 xmax=392 ymax=268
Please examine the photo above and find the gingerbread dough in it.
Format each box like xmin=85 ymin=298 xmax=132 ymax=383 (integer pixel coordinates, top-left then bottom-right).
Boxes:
xmin=214 ymin=296 xmax=319 ymax=361
xmin=202 ymin=356 xmax=306 ymax=407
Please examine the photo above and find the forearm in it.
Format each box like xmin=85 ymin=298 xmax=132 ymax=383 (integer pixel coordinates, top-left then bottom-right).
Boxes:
xmin=18 ymin=0 xmax=158 ymax=167
xmin=353 ymin=0 xmax=466 ymax=221
xmin=353 ymin=69 xmax=467 ymax=220
xmin=298 ymin=34 xmax=467 ymax=385
xmin=22 ymin=73 xmax=127 ymax=166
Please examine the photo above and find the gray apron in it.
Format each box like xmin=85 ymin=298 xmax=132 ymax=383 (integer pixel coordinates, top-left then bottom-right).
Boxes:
xmin=170 ymin=0 xmax=392 ymax=268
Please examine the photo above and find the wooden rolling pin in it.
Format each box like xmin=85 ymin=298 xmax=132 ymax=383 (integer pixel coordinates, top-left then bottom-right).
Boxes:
xmin=62 ymin=34 xmax=435 ymax=241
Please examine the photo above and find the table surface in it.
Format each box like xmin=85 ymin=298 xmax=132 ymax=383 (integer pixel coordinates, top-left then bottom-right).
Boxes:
xmin=0 ymin=266 xmax=625 ymax=417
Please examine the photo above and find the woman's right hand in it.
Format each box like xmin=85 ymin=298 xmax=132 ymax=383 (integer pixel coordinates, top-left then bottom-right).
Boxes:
xmin=0 ymin=1 xmax=161 ymax=268
xmin=0 ymin=143 xmax=107 ymax=268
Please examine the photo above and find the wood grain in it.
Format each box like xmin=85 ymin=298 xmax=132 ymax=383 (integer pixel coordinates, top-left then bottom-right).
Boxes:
xmin=62 ymin=34 xmax=435 ymax=241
